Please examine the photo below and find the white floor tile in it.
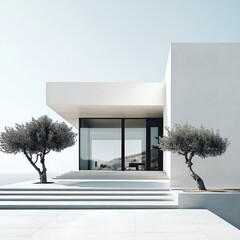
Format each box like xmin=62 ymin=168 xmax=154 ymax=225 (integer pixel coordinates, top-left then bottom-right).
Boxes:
xmin=0 ymin=209 xmax=238 ymax=240
xmin=136 ymin=232 xmax=208 ymax=240
xmin=0 ymin=227 xmax=38 ymax=238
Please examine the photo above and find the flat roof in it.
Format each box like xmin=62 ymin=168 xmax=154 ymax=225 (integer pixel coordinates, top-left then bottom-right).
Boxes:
xmin=46 ymin=82 xmax=165 ymax=128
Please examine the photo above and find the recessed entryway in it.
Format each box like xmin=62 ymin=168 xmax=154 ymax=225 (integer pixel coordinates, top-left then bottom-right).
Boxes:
xmin=79 ymin=118 xmax=163 ymax=171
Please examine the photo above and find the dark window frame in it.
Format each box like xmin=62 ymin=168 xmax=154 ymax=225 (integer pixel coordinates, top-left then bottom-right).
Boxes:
xmin=79 ymin=118 xmax=163 ymax=171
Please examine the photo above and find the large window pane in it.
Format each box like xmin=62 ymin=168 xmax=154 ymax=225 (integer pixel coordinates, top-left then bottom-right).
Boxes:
xmin=125 ymin=119 xmax=146 ymax=170
xmin=80 ymin=119 xmax=121 ymax=170
xmin=150 ymin=127 xmax=159 ymax=170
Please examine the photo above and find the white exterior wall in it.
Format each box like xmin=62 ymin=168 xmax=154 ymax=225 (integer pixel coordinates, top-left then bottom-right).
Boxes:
xmin=163 ymin=50 xmax=171 ymax=177
xmin=177 ymin=192 xmax=240 ymax=229
xmin=169 ymin=43 xmax=240 ymax=189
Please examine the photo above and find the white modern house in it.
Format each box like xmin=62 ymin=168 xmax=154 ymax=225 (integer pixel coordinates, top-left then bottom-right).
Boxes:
xmin=46 ymin=43 xmax=240 ymax=190
xmin=0 ymin=43 xmax=239 ymax=234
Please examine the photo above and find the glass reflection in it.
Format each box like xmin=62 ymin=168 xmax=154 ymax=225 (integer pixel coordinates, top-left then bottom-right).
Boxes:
xmin=125 ymin=119 xmax=146 ymax=170
xmin=80 ymin=119 xmax=121 ymax=170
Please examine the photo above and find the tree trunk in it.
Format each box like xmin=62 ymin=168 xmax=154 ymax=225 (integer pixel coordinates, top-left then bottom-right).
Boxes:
xmin=39 ymin=170 xmax=47 ymax=183
xmin=186 ymin=161 xmax=206 ymax=190
xmin=189 ymin=169 xmax=206 ymax=190
xmin=39 ymin=157 xmax=47 ymax=183
xmin=23 ymin=150 xmax=49 ymax=184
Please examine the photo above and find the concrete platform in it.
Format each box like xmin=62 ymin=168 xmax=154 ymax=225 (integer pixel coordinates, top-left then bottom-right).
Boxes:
xmin=0 ymin=209 xmax=239 ymax=240
xmin=54 ymin=171 xmax=169 ymax=180
xmin=0 ymin=178 xmax=176 ymax=209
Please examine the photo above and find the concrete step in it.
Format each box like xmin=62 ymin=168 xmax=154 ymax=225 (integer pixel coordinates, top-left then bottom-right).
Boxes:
xmin=51 ymin=181 xmax=171 ymax=190
xmin=54 ymin=171 xmax=169 ymax=180
xmin=0 ymin=200 xmax=178 ymax=209
xmin=0 ymin=188 xmax=171 ymax=191
xmin=0 ymin=188 xmax=177 ymax=209
xmin=0 ymin=190 xmax=172 ymax=196
xmin=0 ymin=175 xmax=177 ymax=209
xmin=0 ymin=195 xmax=174 ymax=201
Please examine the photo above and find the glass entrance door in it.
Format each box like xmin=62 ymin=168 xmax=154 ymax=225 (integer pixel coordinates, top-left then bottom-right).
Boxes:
xmin=146 ymin=118 xmax=163 ymax=170
xmin=124 ymin=119 xmax=146 ymax=170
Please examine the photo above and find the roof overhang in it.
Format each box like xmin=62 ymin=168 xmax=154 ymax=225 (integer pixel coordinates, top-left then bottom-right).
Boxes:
xmin=46 ymin=82 xmax=165 ymax=128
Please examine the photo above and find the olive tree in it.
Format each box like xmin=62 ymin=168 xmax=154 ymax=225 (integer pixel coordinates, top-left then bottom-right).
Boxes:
xmin=159 ymin=123 xmax=229 ymax=190
xmin=0 ymin=115 xmax=77 ymax=183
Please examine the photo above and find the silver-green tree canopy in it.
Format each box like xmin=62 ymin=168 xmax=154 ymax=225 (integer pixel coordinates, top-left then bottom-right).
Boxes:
xmin=0 ymin=115 xmax=77 ymax=183
xmin=159 ymin=123 xmax=229 ymax=190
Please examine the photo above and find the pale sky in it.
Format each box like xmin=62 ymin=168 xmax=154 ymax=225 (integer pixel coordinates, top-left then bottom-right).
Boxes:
xmin=0 ymin=0 xmax=240 ymax=174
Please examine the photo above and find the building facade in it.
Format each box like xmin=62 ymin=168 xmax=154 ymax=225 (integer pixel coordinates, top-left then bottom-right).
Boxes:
xmin=46 ymin=43 xmax=240 ymax=189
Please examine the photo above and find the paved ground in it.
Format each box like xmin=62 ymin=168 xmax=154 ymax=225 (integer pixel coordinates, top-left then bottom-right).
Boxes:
xmin=0 ymin=177 xmax=239 ymax=239
xmin=0 ymin=209 xmax=239 ymax=240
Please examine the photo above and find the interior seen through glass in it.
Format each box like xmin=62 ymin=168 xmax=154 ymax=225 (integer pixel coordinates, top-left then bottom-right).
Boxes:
xmin=125 ymin=119 xmax=146 ymax=170
xmin=79 ymin=118 xmax=162 ymax=170
xmin=80 ymin=119 xmax=121 ymax=170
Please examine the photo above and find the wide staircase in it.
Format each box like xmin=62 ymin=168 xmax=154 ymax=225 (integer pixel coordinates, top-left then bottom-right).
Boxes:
xmin=0 ymin=171 xmax=178 ymax=209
